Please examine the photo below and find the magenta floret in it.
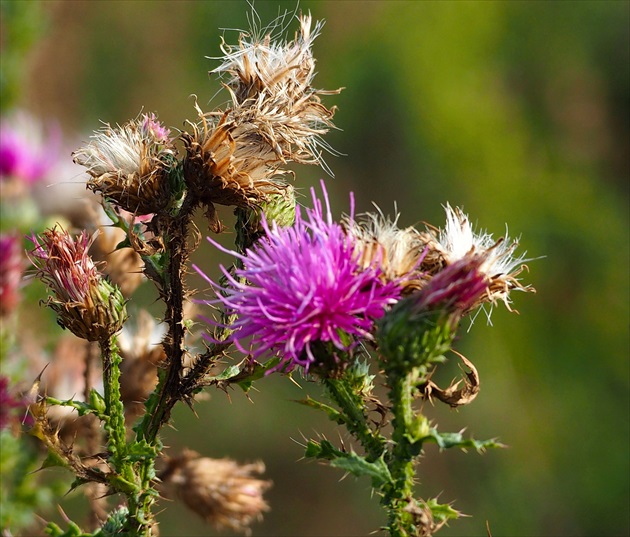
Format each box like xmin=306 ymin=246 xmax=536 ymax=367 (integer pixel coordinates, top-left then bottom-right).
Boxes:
xmin=195 ymin=181 xmax=403 ymax=371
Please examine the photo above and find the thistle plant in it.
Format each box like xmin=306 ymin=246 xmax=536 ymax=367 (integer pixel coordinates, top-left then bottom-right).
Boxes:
xmin=1 ymin=9 xmax=536 ymax=537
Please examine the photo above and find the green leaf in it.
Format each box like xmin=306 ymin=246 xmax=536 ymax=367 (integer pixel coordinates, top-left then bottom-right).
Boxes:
xmin=294 ymin=396 xmax=345 ymax=424
xmin=40 ymin=450 xmax=69 ymax=470
xmin=44 ymin=520 xmax=89 ymax=537
xmin=235 ymin=357 xmax=281 ymax=392
xmin=423 ymin=428 xmax=504 ymax=452
xmin=93 ymin=506 xmax=129 ymax=537
xmin=424 ymin=497 xmax=462 ymax=522
xmin=304 ymin=439 xmax=392 ymax=488
xmin=125 ymin=440 xmax=158 ymax=462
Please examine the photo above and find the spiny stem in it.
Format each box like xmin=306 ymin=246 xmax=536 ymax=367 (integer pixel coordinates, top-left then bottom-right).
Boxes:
xmin=138 ymin=200 xmax=195 ymax=443
xmin=383 ymin=369 xmax=420 ymax=537
xmin=323 ymin=377 xmax=386 ymax=461
xmin=100 ymin=336 xmax=127 ymax=467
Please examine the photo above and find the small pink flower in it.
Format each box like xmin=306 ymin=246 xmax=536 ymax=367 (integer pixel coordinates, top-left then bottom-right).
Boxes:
xmin=0 ymin=376 xmax=25 ymax=430
xmin=29 ymin=226 xmax=127 ymax=341
xmin=413 ymin=256 xmax=488 ymax=316
xmin=0 ymin=111 xmax=61 ymax=185
xmin=0 ymin=233 xmax=24 ymax=317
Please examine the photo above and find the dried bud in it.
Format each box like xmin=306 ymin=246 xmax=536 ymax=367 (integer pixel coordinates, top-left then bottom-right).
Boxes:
xmin=0 ymin=233 xmax=23 ymax=317
xmin=345 ymin=209 xmax=426 ymax=293
xmin=29 ymin=227 xmax=127 ymax=341
xmin=162 ymin=449 xmax=271 ymax=534
xmin=73 ymin=113 xmax=178 ymax=215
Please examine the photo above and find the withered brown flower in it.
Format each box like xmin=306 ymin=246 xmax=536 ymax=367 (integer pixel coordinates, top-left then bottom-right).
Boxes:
xmin=182 ymin=14 xmax=341 ymax=220
xmin=162 ymin=449 xmax=271 ymax=534
xmin=73 ymin=113 xmax=177 ymax=215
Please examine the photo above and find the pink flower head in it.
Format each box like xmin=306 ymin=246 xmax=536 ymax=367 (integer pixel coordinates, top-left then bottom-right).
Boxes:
xmin=29 ymin=226 xmax=127 ymax=341
xmin=0 ymin=111 xmax=61 ymax=185
xmin=413 ymin=255 xmax=488 ymax=316
xmin=194 ymin=181 xmax=403 ymax=372
xmin=0 ymin=376 xmax=25 ymax=430
xmin=29 ymin=227 xmax=99 ymax=306
xmin=0 ymin=233 xmax=23 ymax=317
xmin=141 ymin=112 xmax=171 ymax=144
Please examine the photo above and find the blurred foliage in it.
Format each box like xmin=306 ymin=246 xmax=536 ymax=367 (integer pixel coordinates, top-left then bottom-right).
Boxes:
xmin=2 ymin=0 xmax=628 ymax=536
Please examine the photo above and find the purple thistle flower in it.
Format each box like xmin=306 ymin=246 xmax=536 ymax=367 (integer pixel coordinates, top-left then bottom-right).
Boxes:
xmin=0 ymin=111 xmax=61 ymax=185
xmin=194 ymin=181 xmax=403 ymax=372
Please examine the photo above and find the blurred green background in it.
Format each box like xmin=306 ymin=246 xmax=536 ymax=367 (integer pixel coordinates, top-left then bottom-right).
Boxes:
xmin=2 ymin=1 xmax=628 ymax=535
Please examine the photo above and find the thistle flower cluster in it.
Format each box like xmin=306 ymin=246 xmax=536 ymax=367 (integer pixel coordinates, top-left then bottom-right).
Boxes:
xmin=197 ymin=184 xmax=531 ymax=374
xmin=7 ymin=10 xmax=536 ymax=537
xmin=29 ymin=227 xmax=127 ymax=341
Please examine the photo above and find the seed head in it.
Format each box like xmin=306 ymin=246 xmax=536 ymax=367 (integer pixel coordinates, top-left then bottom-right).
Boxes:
xmin=345 ymin=209 xmax=426 ymax=293
xmin=182 ymin=13 xmax=340 ymax=215
xmin=73 ymin=113 xmax=176 ymax=215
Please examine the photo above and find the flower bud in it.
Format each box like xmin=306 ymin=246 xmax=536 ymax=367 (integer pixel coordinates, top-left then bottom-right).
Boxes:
xmin=29 ymin=227 xmax=127 ymax=341
xmin=235 ymin=185 xmax=296 ymax=250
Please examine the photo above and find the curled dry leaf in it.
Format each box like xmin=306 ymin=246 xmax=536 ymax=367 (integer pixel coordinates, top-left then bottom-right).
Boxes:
xmin=422 ymin=351 xmax=480 ymax=408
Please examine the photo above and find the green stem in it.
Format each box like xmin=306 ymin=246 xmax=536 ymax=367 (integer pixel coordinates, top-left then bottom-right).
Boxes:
xmin=101 ymin=337 xmax=154 ymax=536
xmin=100 ymin=337 xmax=127 ymax=469
xmin=323 ymin=377 xmax=386 ymax=461
xmin=382 ymin=369 xmax=420 ymax=537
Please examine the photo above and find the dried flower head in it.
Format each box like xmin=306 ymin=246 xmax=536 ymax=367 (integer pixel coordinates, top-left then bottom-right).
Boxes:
xmin=422 ymin=204 xmax=532 ymax=311
xmin=162 ymin=449 xmax=270 ymax=534
xmin=195 ymin=181 xmax=402 ymax=372
xmin=0 ymin=110 xmax=61 ymax=186
xmin=29 ymin=227 xmax=127 ymax=341
xmin=345 ymin=209 xmax=426 ymax=293
xmin=182 ymin=13 xmax=340 ymax=217
xmin=73 ymin=113 xmax=177 ymax=215
xmin=0 ymin=233 xmax=24 ymax=317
